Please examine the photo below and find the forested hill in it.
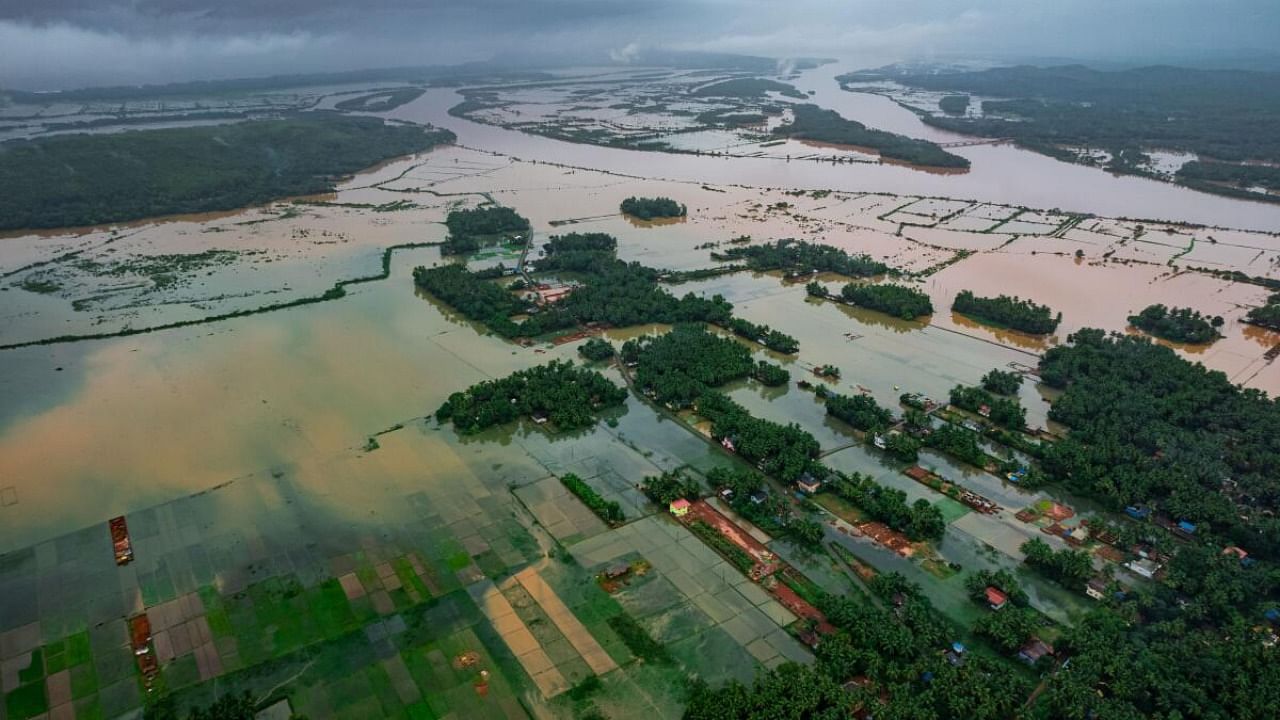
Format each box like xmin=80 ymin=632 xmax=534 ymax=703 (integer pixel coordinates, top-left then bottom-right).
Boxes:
xmin=0 ymin=114 xmax=455 ymax=231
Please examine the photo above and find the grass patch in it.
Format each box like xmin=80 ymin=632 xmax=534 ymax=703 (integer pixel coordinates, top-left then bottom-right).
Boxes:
xmin=5 ymin=682 xmax=49 ymax=719
xmin=605 ymin=613 xmax=670 ymax=665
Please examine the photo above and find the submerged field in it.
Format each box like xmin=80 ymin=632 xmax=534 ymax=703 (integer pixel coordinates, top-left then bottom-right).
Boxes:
xmin=3 ymin=78 xmax=1280 ymax=718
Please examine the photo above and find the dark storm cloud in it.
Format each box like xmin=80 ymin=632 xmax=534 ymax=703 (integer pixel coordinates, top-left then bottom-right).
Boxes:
xmin=1 ymin=1 xmax=1278 ymax=90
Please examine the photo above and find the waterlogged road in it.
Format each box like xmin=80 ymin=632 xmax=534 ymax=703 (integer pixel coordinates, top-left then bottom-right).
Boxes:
xmin=384 ymin=64 xmax=1280 ymax=232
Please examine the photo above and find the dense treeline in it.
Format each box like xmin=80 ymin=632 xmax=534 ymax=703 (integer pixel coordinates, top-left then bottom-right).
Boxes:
xmin=965 ymin=569 xmax=1028 ymax=607
xmin=333 ymin=88 xmax=426 ymax=112
xmin=441 ymin=206 xmax=531 ymax=255
xmin=949 ymin=384 xmax=1027 ymax=431
xmin=854 ymin=64 xmax=1280 ymax=200
xmin=1020 ymin=537 xmax=1093 ymax=588
xmin=412 ymin=264 xmax=528 ymax=324
xmin=753 ymin=361 xmax=790 ymax=387
xmin=1245 ymin=292 xmax=1280 ymax=330
xmin=0 ymin=114 xmax=455 ymax=230
xmin=561 ymin=473 xmax=624 ymax=525
xmin=536 ymin=232 xmax=617 ymax=272
xmin=434 ymin=361 xmax=626 ymax=433
xmin=716 ymin=238 xmax=889 ymax=277
xmin=1039 ymin=329 xmax=1280 ymax=557
xmin=628 ymin=324 xmax=754 ymax=409
xmin=619 ymin=196 xmax=686 ymax=220
xmin=981 ymin=368 xmax=1023 ymax=395
xmin=773 ymin=104 xmax=970 ymax=168
xmin=825 ymin=392 xmax=893 ymax=433
xmin=952 ymin=290 xmax=1061 ymax=334
xmin=924 ymin=423 xmax=989 ymax=468
xmin=1128 ymin=303 xmax=1222 ymax=343
xmin=828 ymin=471 xmax=945 ymax=541
xmin=724 ymin=317 xmax=799 ymax=354
xmin=840 ymin=282 xmax=933 ymax=320
xmin=640 ymin=470 xmax=703 ymax=506
xmin=698 ymin=391 xmax=820 ymax=482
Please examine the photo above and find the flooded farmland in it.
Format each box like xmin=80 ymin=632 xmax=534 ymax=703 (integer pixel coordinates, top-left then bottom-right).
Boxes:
xmin=3 ymin=66 xmax=1280 ymax=720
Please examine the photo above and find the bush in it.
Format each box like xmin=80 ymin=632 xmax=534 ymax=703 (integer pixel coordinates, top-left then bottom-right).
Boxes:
xmin=578 ymin=337 xmax=615 ymax=361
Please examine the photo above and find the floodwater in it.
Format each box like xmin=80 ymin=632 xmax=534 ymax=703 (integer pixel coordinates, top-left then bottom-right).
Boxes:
xmin=382 ymin=66 xmax=1280 ymax=232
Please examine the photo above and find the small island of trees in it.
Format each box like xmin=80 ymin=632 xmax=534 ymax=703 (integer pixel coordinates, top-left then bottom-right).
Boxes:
xmin=773 ymin=104 xmax=970 ymax=169
xmin=981 ymin=368 xmax=1023 ymax=395
xmin=434 ymin=360 xmax=626 ymax=433
xmin=620 ymin=196 xmax=687 ymax=220
xmin=715 ymin=238 xmax=889 ymax=278
xmin=577 ymin=337 xmax=615 ymax=361
xmin=840 ymin=282 xmax=933 ymax=320
xmin=938 ymin=95 xmax=970 ymax=115
xmin=441 ymin=206 xmax=531 ymax=255
xmin=952 ymin=290 xmax=1061 ymax=334
xmin=1246 ymin=292 xmax=1280 ymax=330
xmin=1128 ymin=303 xmax=1222 ymax=343
xmin=949 ymin=384 xmax=1027 ymax=431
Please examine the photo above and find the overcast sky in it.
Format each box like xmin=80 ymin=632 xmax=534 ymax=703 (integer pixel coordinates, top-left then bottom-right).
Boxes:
xmin=1 ymin=0 xmax=1277 ymax=90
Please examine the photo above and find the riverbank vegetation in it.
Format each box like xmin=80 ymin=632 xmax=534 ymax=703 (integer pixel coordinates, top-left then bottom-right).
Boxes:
xmin=938 ymin=95 xmax=970 ymax=115
xmin=434 ymin=360 xmax=626 ymax=433
xmin=1128 ymin=303 xmax=1222 ymax=343
xmin=619 ymin=196 xmax=686 ymax=220
xmin=840 ymin=282 xmax=933 ymax=320
xmin=952 ymin=290 xmax=1061 ymax=334
xmin=827 ymin=471 xmax=945 ymax=541
xmin=773 ymin=104 xmax=970 ymax=169
xmin=852 ymin=64 xmax=1280 ymax=202
xmin=441 ymin=206 xmax=531 ymax=255
xmin=334 ymin=88 xmax=426 ymax=112
xmin=824 ymin=392 xmax=893 ymax=433
xmin=697 ymin=391 xmax=820 ymax=482
xmin=691 ymin=78 xmax=806 ymax=100
xmin=0 ymin=114 xmax=455 ymax=231
xmin=715 ymin=238 xmax=890 ymax=277
xmin=1020 ymin=537 xmax=1093 ymax=588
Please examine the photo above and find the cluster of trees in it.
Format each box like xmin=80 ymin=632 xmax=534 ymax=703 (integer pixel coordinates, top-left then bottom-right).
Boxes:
xmin=441 ymin=206 xmax=530 ymax=255
xmin=412 ymin=264 xmax=528 ymax=327
xmin=619 ymin=196 xmax=686 ymax=220
xmin=577 ymin=337 xmax=615 ymax=361
xmin=640 ymin=470 xmax=702 ymax=506
xmin=924 ymin=423 xmax=989 ymax=468
xmin=686 ymin=575 xmax=1030 ymax=720
xmin=627 ymin=324 xmax=755 ymax=408
xmin=0 ymin=114 xmax=456 ymax=231
xmin=840 ymin=282 xmax=934 ymax=320
xmin=434 ymin=361 xmax=626 ymax=433
xmin=980 ymin=368 xmax=1023 ymax=395
xmin=965 ymin=568 xmax=1029 ymax=607
xmin=535 ymin=232 xmax=617 ymax=272
xmin=144 ymin=692 xmax=259 ymax=720
xmin=1038 ymin=329 xmax=1280 ymax=557
xmin=938 ymin=94 xmax=970 ymax=114
xmin=724 ymin=317 xmax=799 ymax=354
xmin=717 ymin=238 xmax=889 ymax=277
xmin=698 ymin=391 xmax=821 ymax=482
xmin=952 ymin=290 xmax=1061 ymax=334
xmin=825 ymin=391 xmax=893 ymax=433
xmin=561 ymin=473 xmax=624 ymax=525
xmin=827 ymin=471 xmax=946 ymax=540
xmin=1246 ymin=292 xmax=1280 ymax=330
xmin=707 ymin=467 xmax=826 ymax=549
xmin=753 ymin=360 xmax=790 ymax=387
xmin=1020 ymin=537 xmax=1093 ymax=588
xmin=1128 ymin=303 xmax=1222 ymax=343
xmin=861 ymin=64 xmax=1280 ymax=200
xmin=973 ymin=606 xmax=1043 ymax=654
xmin=949 ymin=384 xmax=1027 ymax=431
xmin=773 ymin=104 xmax=971 ymax=169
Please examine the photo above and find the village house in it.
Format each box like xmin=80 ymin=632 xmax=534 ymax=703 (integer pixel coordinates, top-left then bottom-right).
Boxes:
xmin=1086 ymin=577 xmax=1109 ymax=601
xmin=669 ymin=498 xmax=691 ymax=517
xmin=985 ymin=586 xmax=1009 ymax=611
xmin=1018 ymin=637 xmax=1053 ymax=665
xmin=796 ymin=472 xmax=823 ymax=494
